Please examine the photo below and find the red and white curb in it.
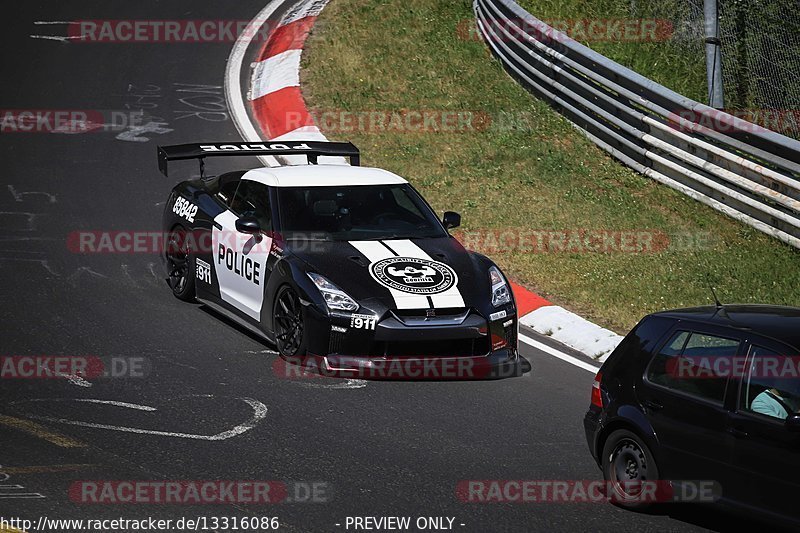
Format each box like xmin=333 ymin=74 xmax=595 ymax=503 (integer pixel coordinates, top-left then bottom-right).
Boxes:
xmin=225 ymin=0 xmax=623 ymax=364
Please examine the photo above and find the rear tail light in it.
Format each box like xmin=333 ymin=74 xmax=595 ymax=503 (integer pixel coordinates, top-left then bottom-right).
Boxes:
xmin=591 ymin=371 xmax=604 ymax=408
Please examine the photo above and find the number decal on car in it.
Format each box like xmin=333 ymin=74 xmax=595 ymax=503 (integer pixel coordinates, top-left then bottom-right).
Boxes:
xmin=195 ymin=258 xmax=211 ymax=284
xmin=173 ymin=196 xmax=198 ymax=223
xmin=350 ymin=314 xmax=377 ymax=330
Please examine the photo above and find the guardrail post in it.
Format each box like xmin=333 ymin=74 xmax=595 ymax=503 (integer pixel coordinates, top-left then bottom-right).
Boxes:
xmin=704 ymin=0 xmax=725 ymax=109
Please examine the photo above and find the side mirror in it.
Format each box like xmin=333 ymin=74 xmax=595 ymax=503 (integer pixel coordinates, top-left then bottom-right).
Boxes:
xmin=442 ymin=211 xmax=461 ymax=230
xmin=785 ymin=414 xmax=800 ymax=432
xmin=235 ymin=216 xmax=261 ymax=235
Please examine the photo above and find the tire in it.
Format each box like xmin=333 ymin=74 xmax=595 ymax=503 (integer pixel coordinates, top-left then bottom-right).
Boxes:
xmin=165 ymin=226 xmax=196 ymax=302
xmin=602 ymin=429 xmax=661 ymax=509
xmin=273 ymin=285 xmax=307 ymax=357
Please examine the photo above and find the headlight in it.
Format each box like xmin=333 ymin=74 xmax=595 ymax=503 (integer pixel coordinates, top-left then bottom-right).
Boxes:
xmin=489 ymin=266 xmax=511 ymax=307
xmin=307 ymin=273 xmax=359 ymax=312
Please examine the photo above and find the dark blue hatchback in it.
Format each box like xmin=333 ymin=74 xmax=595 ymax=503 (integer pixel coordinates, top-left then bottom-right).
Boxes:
xmin=584 ymin=305 xmax=800 ymax=526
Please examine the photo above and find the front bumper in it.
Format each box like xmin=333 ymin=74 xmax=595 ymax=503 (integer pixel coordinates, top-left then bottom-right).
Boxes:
xmin=298 ymin=304 xmax=527 ymax=379
xmin=312 ymin=347 xmax=526 ymax=380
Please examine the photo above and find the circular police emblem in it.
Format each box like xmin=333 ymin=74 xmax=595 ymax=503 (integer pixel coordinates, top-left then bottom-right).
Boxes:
xmin=370 ymin=257 xmax=458 ymax=295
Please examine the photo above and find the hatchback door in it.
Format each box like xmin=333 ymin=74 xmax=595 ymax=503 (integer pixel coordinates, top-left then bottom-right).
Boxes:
xmin=637 ymin=325 xmax=742 ymax=487
xmin=726 ymin=338 xmax=800 ymax=521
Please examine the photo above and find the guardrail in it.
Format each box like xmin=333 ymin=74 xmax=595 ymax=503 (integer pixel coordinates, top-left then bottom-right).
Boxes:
xmin=474 ymin=0 xmax=800 ymax=249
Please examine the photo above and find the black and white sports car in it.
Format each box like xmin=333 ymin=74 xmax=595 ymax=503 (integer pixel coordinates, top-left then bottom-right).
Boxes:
xmin=159 ymin=141 xmax=525 ymax=379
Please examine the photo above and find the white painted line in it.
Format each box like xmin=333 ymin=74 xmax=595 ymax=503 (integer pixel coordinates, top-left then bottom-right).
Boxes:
xmin=29 ymin=35 xmax=84 ymax=42
xmin=20 ymin=397 xmax=267 ymax=441
xmin=74 ymin=399 xmax=156 ymax=411
xmin=54 ymin=372 xmax=92 ymax=387
xmin=224 ymin=2 xmax=284 ymax=167
xmin=519 ymin=333 xmax=599 ymax=374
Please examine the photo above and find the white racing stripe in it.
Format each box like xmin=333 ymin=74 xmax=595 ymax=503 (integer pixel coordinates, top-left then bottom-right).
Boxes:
xmin=349 ymin=241 xmax=429 ymax=309
xmin=349 ymin=240 xmax=466 ymax=309
xmin=382 ymin=240 xmax=465 ymax=308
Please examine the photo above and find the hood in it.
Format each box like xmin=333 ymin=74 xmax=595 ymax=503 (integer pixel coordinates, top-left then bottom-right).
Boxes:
xmin=286 ymin=237 xmax=490 ymax=311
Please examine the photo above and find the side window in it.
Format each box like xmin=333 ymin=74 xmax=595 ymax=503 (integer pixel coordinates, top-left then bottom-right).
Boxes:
xmin=740 ymin=345 xmax=800 ymax=420
xmin=231 ymin=180 xmax=272 ymax=230
xmin=217 ymin=179 xmax=240 ymax=207
xmin=646 ymin=330 xmax=740 ymax=404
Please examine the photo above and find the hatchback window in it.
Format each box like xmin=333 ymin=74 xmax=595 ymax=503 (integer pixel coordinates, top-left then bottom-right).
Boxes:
xmin=740 ymin=345 xmax=800 ymax=420
xmin=646 ymin=330 xmax=740 ymax=404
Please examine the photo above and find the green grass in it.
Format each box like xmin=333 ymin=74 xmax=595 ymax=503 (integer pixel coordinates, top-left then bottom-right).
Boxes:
xmin=517 ymin=0 xmax=707 ymax=101
xmin=302 ymin=0 xmax=800 ymax=332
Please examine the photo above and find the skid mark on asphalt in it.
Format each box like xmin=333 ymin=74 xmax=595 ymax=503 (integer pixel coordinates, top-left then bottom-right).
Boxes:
xmin=0 ymin=415 xmax=86 ymax=448
xmin=13 ymin=396 xmax=268 ymax=441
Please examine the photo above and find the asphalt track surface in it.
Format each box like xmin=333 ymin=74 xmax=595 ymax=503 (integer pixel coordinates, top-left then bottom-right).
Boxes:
xmin=0 ymin=2 xmax=778 ymax=532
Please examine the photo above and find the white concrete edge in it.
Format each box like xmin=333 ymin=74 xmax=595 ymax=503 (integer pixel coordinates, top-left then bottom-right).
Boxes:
xmin=224 ymin=0 xmax=285 ymax=167
xmin=520 ymin=306 xmax=623 ymax=362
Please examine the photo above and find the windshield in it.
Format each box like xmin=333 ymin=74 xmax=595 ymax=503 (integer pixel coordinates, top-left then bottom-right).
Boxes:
xmin=275 ymin=184 xmax=448 ymax=241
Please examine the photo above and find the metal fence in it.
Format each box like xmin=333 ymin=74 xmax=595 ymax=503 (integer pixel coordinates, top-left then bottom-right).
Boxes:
xmin=626 ymin=0 xmax=800 ymax=139
xmin=474 ymin=0 xmax=800 ymax=249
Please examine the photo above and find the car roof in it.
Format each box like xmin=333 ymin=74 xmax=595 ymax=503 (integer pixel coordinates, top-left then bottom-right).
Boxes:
xmin=240 ymin=164 xmax=408 ymax=187
xmin=650 ymin=304 xmax=800 ymax=349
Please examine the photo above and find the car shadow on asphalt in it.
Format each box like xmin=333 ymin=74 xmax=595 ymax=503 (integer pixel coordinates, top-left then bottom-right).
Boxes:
xmin=622 ymin=501 xmax=795 ymax=532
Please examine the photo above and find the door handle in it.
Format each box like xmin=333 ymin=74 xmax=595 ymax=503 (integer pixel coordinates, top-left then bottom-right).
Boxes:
xmin=641 ymin=399 xmax=663 ymax=411
xmin=727 ymin=427 xmax=749 ymax=439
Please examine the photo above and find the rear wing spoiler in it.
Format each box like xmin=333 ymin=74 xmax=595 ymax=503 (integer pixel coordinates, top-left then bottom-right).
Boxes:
xmin=157 ymin=141 xmax=360 ymax=177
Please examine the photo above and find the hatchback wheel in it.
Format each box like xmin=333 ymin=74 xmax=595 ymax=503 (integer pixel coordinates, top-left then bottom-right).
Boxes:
xmin=602 ymin=429 xmax=660 ymax=509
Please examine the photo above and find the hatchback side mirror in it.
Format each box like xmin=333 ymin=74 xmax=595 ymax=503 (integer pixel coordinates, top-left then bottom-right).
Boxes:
xmin=785 ymin=414 xmax=800 ymax=432
xmin=442 ymin=211 xmax=461 ymax=230
xmin=236 ymin=216 xmax=261 ymax=235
